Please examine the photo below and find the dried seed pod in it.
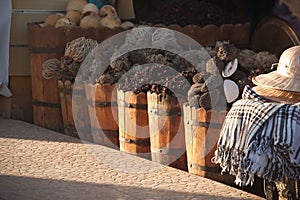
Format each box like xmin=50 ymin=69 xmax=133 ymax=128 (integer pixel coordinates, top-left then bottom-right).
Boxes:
xmin=64 ymin=37 xmax=98 ymax=62
xmin=81 ymin=3 xmax=99 ymax=17
xmin=42 ymin=58 xmax=62 ymax=80
xmin=110 ymin=56 xmax=131 ymax=72
xmin=217 ymin=43 xmax=239 ymax=63
xmin=80 ymin=15 xmax=100 ymax=29
xmin=192 ymin=72 xmax=210 ymax=83
xmin=188 ymin=83 xmax=204 ymax=101
xmin=66 ymin=10 xmax=81 ymax=25
xmin=98 ymin=74 xmax=114 ymax=84
xmin=44 ymin=13 xmax=64 ymax=26
xmin=206 ymin=56 xmax=225 ymax=75
xmin=99 ymin=5 xmax=121 ymax=29
xmin=55 ymin=17 xmax=76 ymax=28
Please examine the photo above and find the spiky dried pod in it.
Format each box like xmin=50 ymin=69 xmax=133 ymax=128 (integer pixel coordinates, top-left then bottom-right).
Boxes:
xmin=110 ymin=56 xmax=132 ymax=72
xmin=192 ymin=72 xmax=210 ymax=84
xmin=64 ymin=37 xmax=98 ymax=62
xmin=42 ymin=58 xmax=62 ymax=80
xmin=188 ymin=83 xmax=204 ymax=102
xmin=217 ymin=43 xmax=239 ymax=63
xmin=98 ymin=74 xmax=114 ymax=84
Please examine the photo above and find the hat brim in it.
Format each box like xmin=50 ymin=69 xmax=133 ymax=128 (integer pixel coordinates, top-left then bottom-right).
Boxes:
xmin=252 ymin=70 xmax=300 ymax=93
xmin=252 ymin=86 xmax=300 ymax=104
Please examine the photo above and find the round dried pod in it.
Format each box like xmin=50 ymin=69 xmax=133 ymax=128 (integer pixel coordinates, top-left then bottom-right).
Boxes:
xmin=99 ymin=5 xmax=121 ymax=29
xmin=66 ymin=0 xmax=87 ymax=12
xmin=188 ymin=83 xmax=204 ymax=101
xmin=192 ymin=72 xmax=210 ymax=84
xmin=217 ymin=43 xmax=239 ymax=63
xmin=55 ymin=17 xmax=76 ymax=28
xmin=66 ymin=10 xmax=81 ymax=26
xmin=44 ymin=13 xmax=64 ymax=26
xmin=81 ymin=3 xmax=98 ymax=17
xmin=206 ymin=56 xmax=225 ymax=75
xmin=42 ymin=58 xmax=62 ymax=80
xmin=80 ymin=15 xmax=100 ymax=29
xmin=189 ymin=94 xmax=201 ymax=108
xmin=98 ymin=74 xmax=114 ymax=84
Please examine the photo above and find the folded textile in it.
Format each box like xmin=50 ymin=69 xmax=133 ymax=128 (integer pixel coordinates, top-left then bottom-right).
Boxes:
xmin=212 ymin=85 xmax=300 ymax=186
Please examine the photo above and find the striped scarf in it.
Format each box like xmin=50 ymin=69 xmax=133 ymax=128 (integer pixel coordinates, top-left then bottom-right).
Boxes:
xmin=213 ymin=85 xmax=300 ymax=186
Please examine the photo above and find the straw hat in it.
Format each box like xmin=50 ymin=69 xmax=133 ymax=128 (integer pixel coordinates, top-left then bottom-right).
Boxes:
xmin=252 ymin=86 xmax=300 ymax=104
xmin=252 ymin=45 xmax=300 ymax=93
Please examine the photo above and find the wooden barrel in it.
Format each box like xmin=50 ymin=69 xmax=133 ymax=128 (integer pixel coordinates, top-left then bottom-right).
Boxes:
xmin=28 ymin=23 xmax=65 ymax=132
xmin=183 ymin=104 xmax=234 ymax=185
xmin=117 ymin=89 xmax=151 ymax=159
xmin=58 ymin=80 xmax=92 ymax=141
xmin=85 ymin=83 xmax=119 ymax=148
xmin=147 ymin=93 xmax=187 ymax=171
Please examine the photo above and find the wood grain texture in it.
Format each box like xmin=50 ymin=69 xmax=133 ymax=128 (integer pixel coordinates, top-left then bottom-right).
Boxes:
xmin=183 ymin=104 xmax=234 ymax=185
xmin=85 ymin=83 xmax=119 ymax=148
xmin=118 ymin=90 xmax=151 ymax=159
xmin=147 ymin=93 xmax=187 ymax=171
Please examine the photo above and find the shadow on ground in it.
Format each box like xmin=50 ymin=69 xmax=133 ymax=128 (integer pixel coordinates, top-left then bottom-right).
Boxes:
xmin=0 ymin=175 xmax=258 ymax=200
